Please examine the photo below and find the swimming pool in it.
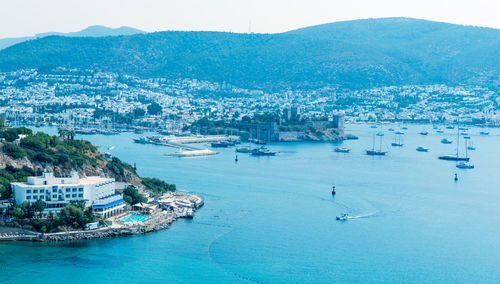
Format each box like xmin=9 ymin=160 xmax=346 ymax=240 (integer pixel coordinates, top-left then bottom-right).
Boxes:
xmin=120 ymin=214 xmax=151 ymax=222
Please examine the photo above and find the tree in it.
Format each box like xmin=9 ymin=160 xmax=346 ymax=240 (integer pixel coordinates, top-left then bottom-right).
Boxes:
xmin=16 ymin=127 xmax=32 ymax=135
xmin=67 ymin=130 xmax=76 ymax=140
xmin=1 ymin=128 xmax=19 ymax=142
xmin=123 ymin=186 xmax=147 ymax=205
xmin=58 ymin=129 xmax=67 ymax=140
xmin=132 ymin=108 xmax=146 ymax=118
xmin=3 ymin=142 xmax=26 ymax=159
xmin=141 ymin=177 xmax=176 ymax=193
xmin=20 ymin=201 xmax=35 ymax=219
xmin=33 ymin=199 xmax=46 ymax=218
xmin=60 ymin=204 xmax=85 ymax=228
xmin=9 ymin=206 xmax=24 ymax=219
xmin=147 ymin=102 xmax=162 ymax=115
xmin=241 ymin=115 xmax=251 ymax=122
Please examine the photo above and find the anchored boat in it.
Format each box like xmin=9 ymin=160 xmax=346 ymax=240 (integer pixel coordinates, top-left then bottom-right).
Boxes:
xmin=391 ymin=133 xmax=404 ymax=147
xmin=334 ymin=147 xmax=350 ymax=153
xmin=251 ymin=147 xmax=276 ymax=156
xmin=456 ymin=161 xmax=474 ymax=169
xmin=438 ymin=121 xmax=471 ymax=162
xmin=416 ymin=146 xmax=429 ymax=152
xmin=235 ymin=146 xmax=252 ymax=153
xmin=366 ymin=134 xmax=387 ymax=156
xmin=441 ymin=138 xmax=452 ymax=144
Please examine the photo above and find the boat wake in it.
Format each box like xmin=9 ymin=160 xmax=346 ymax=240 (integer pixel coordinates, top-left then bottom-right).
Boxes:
xmin=347 ymin=211 xmax=378 ymax=219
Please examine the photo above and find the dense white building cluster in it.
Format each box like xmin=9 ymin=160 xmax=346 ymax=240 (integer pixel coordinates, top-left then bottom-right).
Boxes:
xmin=0 ymin=68 xmax=499 ymax=130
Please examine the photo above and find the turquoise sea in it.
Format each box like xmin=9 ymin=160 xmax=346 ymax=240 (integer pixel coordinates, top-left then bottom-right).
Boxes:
xmin=1 ymin=124 xmax=500 ymax=283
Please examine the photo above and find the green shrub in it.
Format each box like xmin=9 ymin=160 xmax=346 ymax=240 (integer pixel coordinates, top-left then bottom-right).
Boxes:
xmin=141 ymin=177 xmax=176 ymax=193
xmin=123 ymin=186 xmax=147 ymax=205
xmin=3 ymin=143 xmax=26 ymax=159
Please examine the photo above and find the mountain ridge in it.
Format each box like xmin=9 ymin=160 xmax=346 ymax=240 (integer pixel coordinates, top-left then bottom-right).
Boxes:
xmin=0 ymin=18 xmax=498 ymax=90
xmin=0 ymin=25 xmax=144 ymax=50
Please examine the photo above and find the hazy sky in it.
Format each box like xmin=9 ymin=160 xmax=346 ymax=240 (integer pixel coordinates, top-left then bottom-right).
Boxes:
xmin=0 ymin=0 xmax=499 ymax=38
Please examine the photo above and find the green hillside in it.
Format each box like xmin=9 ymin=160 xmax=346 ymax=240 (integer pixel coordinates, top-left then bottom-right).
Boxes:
xmin=0 ymin=18 xmax=498 ymax=90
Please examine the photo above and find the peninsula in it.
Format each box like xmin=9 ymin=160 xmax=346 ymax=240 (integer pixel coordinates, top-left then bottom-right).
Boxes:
xmin=0 ymin=125 xmax=202 ymax=241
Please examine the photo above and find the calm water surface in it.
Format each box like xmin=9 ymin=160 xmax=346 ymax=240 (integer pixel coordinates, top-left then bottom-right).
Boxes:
xmin=1 ymin=124 xmax=499 ymax=283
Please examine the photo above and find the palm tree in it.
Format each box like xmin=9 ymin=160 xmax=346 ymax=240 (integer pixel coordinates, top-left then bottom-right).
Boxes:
xmin=58 ymin=129 xmax=67 ymax=139
xmin=67 ymin=130 xmax=76 ymax=140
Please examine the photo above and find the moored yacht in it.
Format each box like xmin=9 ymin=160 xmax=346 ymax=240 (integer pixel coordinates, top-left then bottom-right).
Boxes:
xmin=438 ymin=155 xmax=469 ymax=161
xmin=439 ymin=120 xmax=470 ymax=161
xmin=334 ymin=147 xmax=350 ymax=153
xmin=211 ymin=141 xmax=231 ymax=148
xmin=251 ymin=146 xmax=276 ymax=156
xmin=366 ymin=134 xmax=387 ymax=156
xmin=416 ymin=146 xmax=429 ymax=152
xmin=456 ymin=161 xmax=474 ymax=169
xmin=235 ymin=146 xmax=252 ymax=153
xmin=391 ymin=133 xmax=404 ymax=147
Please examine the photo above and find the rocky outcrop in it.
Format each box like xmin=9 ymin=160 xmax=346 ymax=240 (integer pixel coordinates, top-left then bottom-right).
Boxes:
xmin=0 ymin=149 xmax=34 ymax=169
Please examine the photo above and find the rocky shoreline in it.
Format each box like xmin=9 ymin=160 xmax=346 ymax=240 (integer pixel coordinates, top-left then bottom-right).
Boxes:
xmin=0 ymin=214 xmax=174 ymax=242
xmin=0 ymin=193 xmax=204 ymax=242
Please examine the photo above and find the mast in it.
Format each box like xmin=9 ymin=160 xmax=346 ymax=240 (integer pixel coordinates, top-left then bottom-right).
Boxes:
xmin=456 ymin=119 xmax=460 ymax=157
xmin=465 ymin=139 xmax=468 ymax=159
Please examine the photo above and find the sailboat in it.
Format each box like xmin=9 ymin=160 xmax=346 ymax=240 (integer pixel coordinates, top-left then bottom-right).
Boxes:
xmin=366 ymin=134 xmax=387 ymax=155
xmin=456 ymin=139 xmax=474 ymax=169
xmin=438 ymin=121 xmax=469 ymax=161
xmin=419 ymin=128 xmax=429 ymax=135
xmin=466 ymin=138 xmax=476 ymax=150
xmin=391 ymin=133 xmax=404 ymax=147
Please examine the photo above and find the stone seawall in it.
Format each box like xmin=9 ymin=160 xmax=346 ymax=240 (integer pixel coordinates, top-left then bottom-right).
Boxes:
xmin=1 ymin=211 xmax=177 ymax=242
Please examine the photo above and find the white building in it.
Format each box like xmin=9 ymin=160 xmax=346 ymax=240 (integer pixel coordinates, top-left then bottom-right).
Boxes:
xmin=11 ymin=171 xmax=126 ymax=218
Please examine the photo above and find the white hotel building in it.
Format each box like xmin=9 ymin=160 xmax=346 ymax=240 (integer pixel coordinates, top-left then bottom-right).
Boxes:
xmin=11 ymin=171 xmax=126 ymax=218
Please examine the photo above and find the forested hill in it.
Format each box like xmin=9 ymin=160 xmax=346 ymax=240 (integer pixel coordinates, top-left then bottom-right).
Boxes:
xmin=0 ymin=18 xmax=498 ymax=90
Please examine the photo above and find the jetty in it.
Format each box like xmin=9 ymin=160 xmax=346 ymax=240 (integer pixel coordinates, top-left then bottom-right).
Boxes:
xmin=135 ymin=135 xmax=239 ymax=156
